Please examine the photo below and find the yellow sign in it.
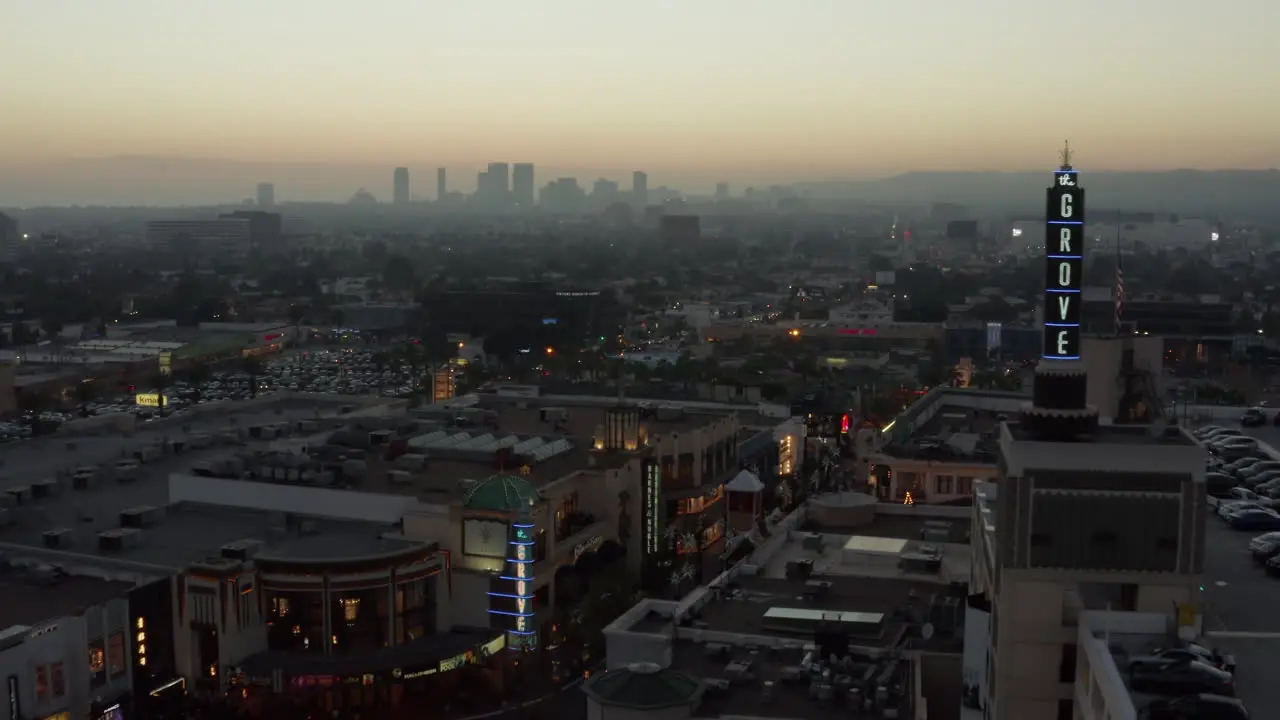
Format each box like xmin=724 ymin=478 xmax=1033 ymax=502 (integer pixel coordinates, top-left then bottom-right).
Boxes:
xmin=135 ymin=393 xmax=169 ymax=407
xmin=1177 ymin=603 xmax=1199 ymax=627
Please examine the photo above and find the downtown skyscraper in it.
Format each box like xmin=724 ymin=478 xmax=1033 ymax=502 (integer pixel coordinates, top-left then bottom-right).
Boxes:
xmin=512 ymin=163 xmax=535 ymax=207
xmin=393 ymin=167 xmax=410 ymax=205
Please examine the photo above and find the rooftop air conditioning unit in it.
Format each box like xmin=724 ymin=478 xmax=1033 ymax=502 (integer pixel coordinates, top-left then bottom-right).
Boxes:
xmin=97 ymin=528 xmax=141 ymax=553
xmin=119 ymin=505 xmax=165 ymax=528
xmin=42 ymin=528 xmax=73 ymax=549
xmin=220 ymin=539 xmax=265 ymax=561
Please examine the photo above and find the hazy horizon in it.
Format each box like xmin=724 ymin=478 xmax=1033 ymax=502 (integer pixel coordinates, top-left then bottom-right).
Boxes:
xmin=3 ymin=0 xmax=1278 ymax=204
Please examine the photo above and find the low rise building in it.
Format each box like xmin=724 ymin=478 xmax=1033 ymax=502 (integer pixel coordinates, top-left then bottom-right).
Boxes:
xmin=0 ymin=564 xmax=152 ymax=720
xmin=599 ymin=500 xmax=972 ymax=720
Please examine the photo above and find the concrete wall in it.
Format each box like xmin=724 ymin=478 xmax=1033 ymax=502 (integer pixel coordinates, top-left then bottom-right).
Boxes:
xmin=168 ymin=473 xmax=420 ymax=523
xmin=917 ymin=652 xmax=963 ymax=720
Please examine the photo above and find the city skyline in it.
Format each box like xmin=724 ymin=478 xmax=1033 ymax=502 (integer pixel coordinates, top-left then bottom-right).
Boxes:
xmin=3 ymin=0 xmax=1277 ymax=184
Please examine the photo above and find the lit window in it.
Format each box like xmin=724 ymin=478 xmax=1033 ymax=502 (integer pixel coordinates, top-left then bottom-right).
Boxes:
xmin=108 ymin=632 xmax=126 ymax=677
xmin=89 ymin=646 xmax=105 ymax=674
xmin=342 ymin=598 xmax=359 ymax=623
xmin=35 ymin=665 xmax=49 ymax=700
xmin=51 ymin=662 xmax=65 ymax=698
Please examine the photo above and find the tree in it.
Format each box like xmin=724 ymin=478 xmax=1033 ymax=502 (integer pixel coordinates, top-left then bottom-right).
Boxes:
xmin=73 ymin=379 xmax=98 ymax=406
xmin=183 ymin=363 xmax=213 ymax=402
xmin=242 ymin=356 xmax=265 ymax=398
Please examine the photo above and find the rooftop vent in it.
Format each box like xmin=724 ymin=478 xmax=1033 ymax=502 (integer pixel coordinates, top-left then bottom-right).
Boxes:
xmin=119 ymin=505 xmax=165 ymax=528
xmin=42 ymin=528 xmax=73 ymax=549
xmin=220 ymin=539 xmax=264 ymax=561
xmin=97 ymin=528 xmax=141 ymax=553
xmin=30 ymin=479 xmax=60 ymax=499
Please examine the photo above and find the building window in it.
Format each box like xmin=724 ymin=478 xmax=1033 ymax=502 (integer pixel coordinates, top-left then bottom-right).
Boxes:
xmin=958 ymin=476 xmax=974 ymax=495
xmin=1057 ymin=698 xmax=1073 ymax=720
xmin=35 ymin=665 xmax=49 ymax=701
xmin=51 ymin=662 xmax=65 ymax=698
xmin=108 ymin=631 xmax=127 ymax=677
xmin=935 ymin=475 xmax=954 ymax=494
xmin=89 ymin=642 xmax=106 ymax=683
xmin=342 ymin=598 xmax=360 ymax=623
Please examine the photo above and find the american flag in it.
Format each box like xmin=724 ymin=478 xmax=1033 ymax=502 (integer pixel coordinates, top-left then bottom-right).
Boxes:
xmin=1115 ymin=247 xmax=1125 ymax=332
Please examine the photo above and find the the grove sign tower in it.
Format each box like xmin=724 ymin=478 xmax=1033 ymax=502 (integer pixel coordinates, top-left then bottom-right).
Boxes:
xmin=1020 ymin=142 xmax=1099 ymax=442
xmin=1043 ymin=141 xmax=1084 ymax=360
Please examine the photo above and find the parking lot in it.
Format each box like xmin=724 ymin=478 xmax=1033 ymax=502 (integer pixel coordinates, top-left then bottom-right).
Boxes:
xmin=1196 ymin=422 xmax=1280 ymax=714
xmin=1 ymin=346 xmax=425 ymax=445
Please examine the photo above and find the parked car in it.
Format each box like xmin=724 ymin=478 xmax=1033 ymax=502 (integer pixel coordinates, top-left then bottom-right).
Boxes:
xmin=1249 ymin=532 xmax=1280 ymax=562
xmin=1194 ymin=424 xmax=1225 ymax=437
xmin=1143 ymin=693 xmax=1249 ymax=719
xmin=1211 ymin=437 xmax=1261 ymax=458
xmin=1207 ymin=473 xmax=1237 ymax=498
xmin=1227 ymin=508 xmax=1280 ymax=531
xmin=1129 ymin=660 xmax=1235 ymax=696
xmin=1129 ymin=646 xmax=1230 ymax=674
xmin=1241 ymin=408 xmax=1267 ymax=427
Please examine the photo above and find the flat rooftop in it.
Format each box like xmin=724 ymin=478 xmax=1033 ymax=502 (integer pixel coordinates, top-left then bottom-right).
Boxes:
xmin=0 ymin=397 xmax=411 ymax=570
xmin=671 ymin=640 xmax=912 ymax=720
xmin=802 ymin=510 xmax=973 ymax=545
xmin=313 ymin=398 xmax=741 ymax=501
xmin=0 ymin=500 xmax=417 ymax=571
xmin=878 ymin=387 xmax=1027 ymax=463
xmin=682 ymin=573 xmax=960 ymax=653
xmin=1004 ymin=420 xmax=1199 ymax=447
xmin=0 ymin=565 xmax=137 ymax=628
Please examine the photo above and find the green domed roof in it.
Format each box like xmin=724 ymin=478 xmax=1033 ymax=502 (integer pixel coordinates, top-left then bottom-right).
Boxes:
xmin=583 ymin=663 xmax=703 ymax=710
xmin=462 ymin=474 xmax=541 ymax=512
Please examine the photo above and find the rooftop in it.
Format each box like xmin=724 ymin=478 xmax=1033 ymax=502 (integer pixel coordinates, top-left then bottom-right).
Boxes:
xmin=998 ymin=421 xmax=1205 ymax=476
xmin=0 ymin=563 xmax=137 ymax=629
xmin=0 ymin=396 xmax=414 ymax=571
xmin=878 ymin=387 xmax=1027 ymax=463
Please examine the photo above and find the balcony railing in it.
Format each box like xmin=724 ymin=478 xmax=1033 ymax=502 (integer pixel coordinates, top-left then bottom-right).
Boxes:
xmin=555 ymin=511 xmax=599 ymax=544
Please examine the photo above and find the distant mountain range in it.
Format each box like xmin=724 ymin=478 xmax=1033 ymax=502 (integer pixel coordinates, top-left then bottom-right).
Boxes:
xmin=798 ymin=170 xmax=1280 ymax=218
xmin=4 ymin=155 xmax=1280 ymax=218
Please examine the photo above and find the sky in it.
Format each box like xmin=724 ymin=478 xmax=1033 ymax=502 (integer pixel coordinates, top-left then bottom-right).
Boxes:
xmin=2 ymin=0 xmax=1278 ymax=193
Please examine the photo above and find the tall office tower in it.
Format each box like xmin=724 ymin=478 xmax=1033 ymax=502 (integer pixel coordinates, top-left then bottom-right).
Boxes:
xmin=971 ymin=145 xmax=1206 ymax=720
xmin=437 ymin=167 xmax=447 ymax=201
xmin=591 ymin=178 xmax=620 ymax=209
xmin=632 ymin=171 xmax=648 ymax=207
xmin=393 ymin=167 xmax=410 ymax=205
xmin=512 ymin=163 xmax=535 ymax=207
xmin=715 ymin=182 xmax=729 ymax=200
xmin=256 ymin=183 xmax=275 ymax=208
xmin=487 ymin=163 xmax=510 ymax=202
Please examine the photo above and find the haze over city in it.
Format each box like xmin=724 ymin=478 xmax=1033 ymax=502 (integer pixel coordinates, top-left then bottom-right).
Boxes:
xmin=3 ymin=0 xmax=1278 ymax=205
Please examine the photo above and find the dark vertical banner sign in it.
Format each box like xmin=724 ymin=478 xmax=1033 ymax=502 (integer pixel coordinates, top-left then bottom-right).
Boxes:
xmin=1043 ymin=146 xmax=1085 ymax=360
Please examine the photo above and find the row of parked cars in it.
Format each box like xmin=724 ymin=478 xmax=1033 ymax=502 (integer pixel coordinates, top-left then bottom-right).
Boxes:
xmin=1126 ymin=643 xmax=1246 ymax=718
xmin=1196 ymin=426 xmax=1280 ymax=532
